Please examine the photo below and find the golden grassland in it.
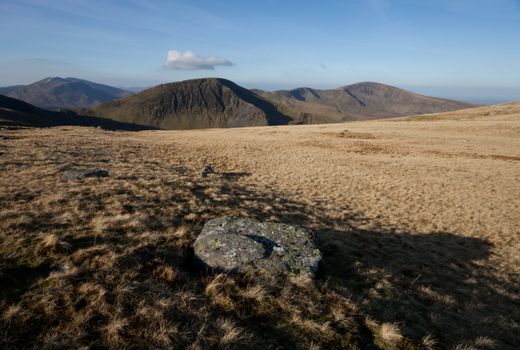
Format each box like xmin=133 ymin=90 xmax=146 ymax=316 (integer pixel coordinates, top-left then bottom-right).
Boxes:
xmin=0 ymin=102 xmax=519 ymax=349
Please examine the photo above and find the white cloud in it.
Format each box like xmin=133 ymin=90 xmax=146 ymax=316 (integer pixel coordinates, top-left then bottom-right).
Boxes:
xmin=165 ymin=50 xmax=233 ymax=70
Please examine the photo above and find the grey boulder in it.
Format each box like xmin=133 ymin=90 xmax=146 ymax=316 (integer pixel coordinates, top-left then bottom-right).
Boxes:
xmin=193 ymin=216 xmax=321 ymax=277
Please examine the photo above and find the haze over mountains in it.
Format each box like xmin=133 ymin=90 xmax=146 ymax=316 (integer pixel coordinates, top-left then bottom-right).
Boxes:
xmin=1 ymin=77 xmax=474 ymax=129
xmin=0 ymin=77 xmax=132 ymax=109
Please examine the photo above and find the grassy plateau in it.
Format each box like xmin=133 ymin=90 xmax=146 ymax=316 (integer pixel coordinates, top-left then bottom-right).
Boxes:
xmin=0 ymin=102 xmax=519 ymax=349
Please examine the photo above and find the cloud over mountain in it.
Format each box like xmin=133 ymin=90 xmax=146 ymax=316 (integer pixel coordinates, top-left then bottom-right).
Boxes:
xmin=165 ymin=50 xmax=233 ymax=70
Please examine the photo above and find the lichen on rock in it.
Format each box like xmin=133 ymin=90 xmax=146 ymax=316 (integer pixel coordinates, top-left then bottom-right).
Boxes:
xmin=193 ymin=216 xmax=322 ymax=277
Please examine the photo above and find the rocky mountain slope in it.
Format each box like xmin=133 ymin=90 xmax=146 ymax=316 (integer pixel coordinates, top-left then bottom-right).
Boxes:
xmin=0 ymin=77 xmax=132 ymax=109
xmin=89 ymin=78 xmax=292 ymax=129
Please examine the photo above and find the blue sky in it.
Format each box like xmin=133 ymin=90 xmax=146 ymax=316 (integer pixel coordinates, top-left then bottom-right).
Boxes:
xmin=1 ymin=0 xmax=519 ymax=102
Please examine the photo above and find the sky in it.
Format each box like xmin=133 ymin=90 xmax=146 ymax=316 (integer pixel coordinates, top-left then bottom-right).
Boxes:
xmin=1 ymin=0 xmax=520 ymax=102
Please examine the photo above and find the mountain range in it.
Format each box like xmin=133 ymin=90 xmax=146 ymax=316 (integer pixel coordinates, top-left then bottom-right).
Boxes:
xmin=89 ymin=78 xmax=473 ymax=129
xmin=0 ymin=77 xmax=132 ymax=109
xmin=1 ymin=77 xmax=475 ymax=129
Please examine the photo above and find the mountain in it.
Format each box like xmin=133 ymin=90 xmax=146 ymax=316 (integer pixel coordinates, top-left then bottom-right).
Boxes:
xmin=0 ymin=77 xmax=132 ymax=109
xmin=255 ymin=82 xmax=474 ymax=122
xmin=0 ymin=94 xmax=152 ymax=130
xmin=91 ymin=78 xmax=473 ymax=130
xmin=89 ymin=78 xmax=292 ymax=129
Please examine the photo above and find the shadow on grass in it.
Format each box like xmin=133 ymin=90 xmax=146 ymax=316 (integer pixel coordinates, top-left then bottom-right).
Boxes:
xmin=218 ymin=171 xmax=252 ymax=180
xmin=181 ymin=179 xmax=518 ymax=349
xmin=319 ymin=229 xmax=516 ymax=348
xmin=1 ymin=163 xmax=518 ymax=349
xmin=0 ymin=260 xmax=53 ymax=302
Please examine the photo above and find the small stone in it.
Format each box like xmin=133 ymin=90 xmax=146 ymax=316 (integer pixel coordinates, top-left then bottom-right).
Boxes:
xmin=193 ymin=216 xmax=322 ymax=277
xmin=61 ymin=168 xmax=109 ymax=181
xmin=200 ymin=165 xmax=214 ymax=177
xmin=53 ymin=263 xmax=69 ymax=273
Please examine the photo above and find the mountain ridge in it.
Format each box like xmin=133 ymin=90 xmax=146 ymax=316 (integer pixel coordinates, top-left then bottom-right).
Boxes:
xmin=255 ymin=81 xmax=474 ymax=122
xmin=91 ymin=78 xmax=474 ymax=129
xmin=2 ymin=77 xmax=476 ymax=130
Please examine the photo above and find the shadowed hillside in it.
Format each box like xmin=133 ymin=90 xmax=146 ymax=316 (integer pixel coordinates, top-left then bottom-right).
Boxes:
xmin=0 ymin=77 xmax=132 ymax=109
xmin=90 ymin=78 xmax=293 ymax=130
xmin=0 ymin=94 xmax=154 ymax=130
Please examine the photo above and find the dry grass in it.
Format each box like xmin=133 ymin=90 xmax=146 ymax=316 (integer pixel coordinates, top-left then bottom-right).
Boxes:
xmin=0 ymin=103 xmax=519 ymax=348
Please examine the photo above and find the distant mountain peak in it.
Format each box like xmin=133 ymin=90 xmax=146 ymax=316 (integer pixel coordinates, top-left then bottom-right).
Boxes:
xmin=35 ymin=76 xmax=67 ymax=85
xmin=0 ymin=77 xmax=133 ymax=109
